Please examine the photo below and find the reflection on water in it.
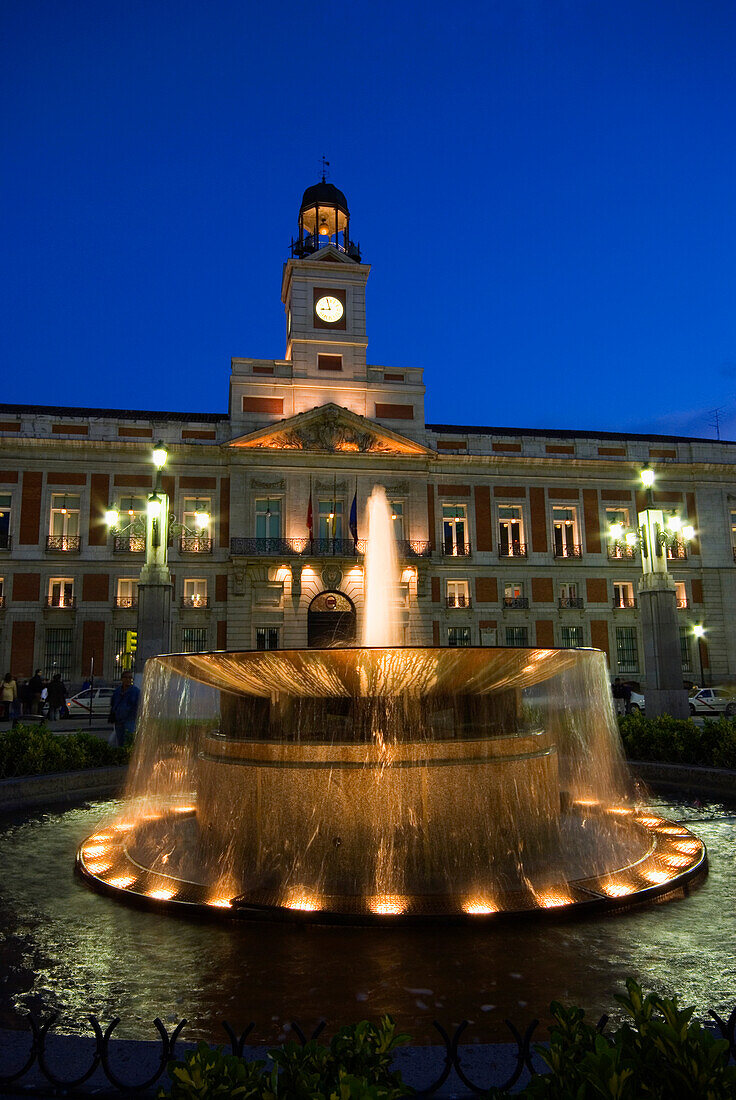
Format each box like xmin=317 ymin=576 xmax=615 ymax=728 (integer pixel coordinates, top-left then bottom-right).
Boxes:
xmin=0 ymin=795 xmax=732 ymax=1042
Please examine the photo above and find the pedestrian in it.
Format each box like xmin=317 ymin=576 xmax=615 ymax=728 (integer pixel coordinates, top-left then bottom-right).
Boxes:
xmin=28 ymin=669 xmax=44 ymax=715
xmin=109 ymin=671 xmax=140 ymax=747
xmin=1 ymin=673 xmax=17 ymax=721
xmin=19 ymin=679 xmax=31 ymax=716
xmin=612 ymin=677 xmax=625 ymax=716
xmin=46 ymin=673 xmax=68 ymax=721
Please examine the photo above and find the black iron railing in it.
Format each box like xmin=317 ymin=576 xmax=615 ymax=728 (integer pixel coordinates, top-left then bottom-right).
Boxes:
xmin=397 ymin=539 xmax=432 ymax=559
xmin=558 ymin=597 xmax=584 ymax=609
xmin=676 ymin=598 xmax=689 ymax=609
xmin=608 ymin=544 xmax=636 ymax=560
xmin=230 ymin=537 xmax=432 ymax=559
xmin=503 ymin=597 xmax=529 ymax=609
xmin=46 ymin=535 xmax=80 ymax=552
xmin=667 ymin=540 xmax=687 ymax=560
xmin=442 ymin=543 xmax=472 ymax=557
xmin=179 ymin=536 xmax=212 ymax=554
xmin=114 ymin=597 xmax=138 ymax=609
xmin=0 ymin=532 xmax=11 ymax=550
xmin=554 ymin=544 xmax=582 ymax=559
xmin=613 ymin=598 xmax=637 ymax=609
xmin=45 ymin=596 xmax=76 ymax=609
xmin=113 ymin=535 xmax=146 ymax=553
xmin=181 ymin=596 xmax=210 ymax=609
xmin=498 ymin=543 xmax=527 ymax=558
xmin=0 ymin=595 xmax=4 ymax=608
xmin=446 ymin=595 xmax=472 ymax=608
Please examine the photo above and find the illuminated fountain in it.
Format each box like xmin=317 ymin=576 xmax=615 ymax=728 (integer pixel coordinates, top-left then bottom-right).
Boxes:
xmin=78 ymin=488 xmax=706 ymax=920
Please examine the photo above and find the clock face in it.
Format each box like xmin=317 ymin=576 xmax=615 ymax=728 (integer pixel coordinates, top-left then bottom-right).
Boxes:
xmin=315 ymin=295 xmax=344 ymax=323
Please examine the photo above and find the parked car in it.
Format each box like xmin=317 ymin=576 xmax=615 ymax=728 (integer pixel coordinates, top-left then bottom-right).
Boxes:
xmin=66 ymin=686 xmax=116 ymax=717
xmin=626 ymin=689 xmax=645 ymax=715
xmin=689 ymin=687 xmax=736 ymax=717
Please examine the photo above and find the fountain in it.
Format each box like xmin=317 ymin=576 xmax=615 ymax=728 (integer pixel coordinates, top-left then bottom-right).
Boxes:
xmin=77 ymin=488 xmax=706 ymax=921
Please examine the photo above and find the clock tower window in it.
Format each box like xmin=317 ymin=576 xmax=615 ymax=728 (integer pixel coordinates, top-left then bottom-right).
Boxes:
xmin=318 ymin=354 xmax=343 ymax=371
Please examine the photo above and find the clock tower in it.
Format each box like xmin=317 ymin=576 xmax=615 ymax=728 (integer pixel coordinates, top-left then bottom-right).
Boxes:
xmin=281 ymin=180 xmax=371 ymax=394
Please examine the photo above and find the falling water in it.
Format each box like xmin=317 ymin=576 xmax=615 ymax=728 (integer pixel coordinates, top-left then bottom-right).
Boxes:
xmin=362 ymin=486 xmax=402 ymax=646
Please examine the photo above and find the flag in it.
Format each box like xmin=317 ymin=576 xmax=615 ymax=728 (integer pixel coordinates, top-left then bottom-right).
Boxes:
xmin=307 ymin=486 xmax=313 ymax=538
xmin=349 ymin=491 xmax=358 ymax=543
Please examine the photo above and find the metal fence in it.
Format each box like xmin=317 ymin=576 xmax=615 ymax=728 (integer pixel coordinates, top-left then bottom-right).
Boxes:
xmin=1 ymin=1004 xmax=735 ymax=1098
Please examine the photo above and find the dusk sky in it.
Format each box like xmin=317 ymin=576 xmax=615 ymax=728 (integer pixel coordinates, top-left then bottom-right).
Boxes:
xmin=2 ymin=0 xmax=735 ymax=440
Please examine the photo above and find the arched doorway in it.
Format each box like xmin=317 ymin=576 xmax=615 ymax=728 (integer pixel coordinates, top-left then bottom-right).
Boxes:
xmin=307 ymin=590 xmax=357 ymax=648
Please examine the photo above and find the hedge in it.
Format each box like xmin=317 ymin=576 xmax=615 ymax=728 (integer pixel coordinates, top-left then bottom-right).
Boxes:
xmin=619 ymin=712 xmax=736 ymax=769
xmin=0 ymin=723 xmax=131 ymax=779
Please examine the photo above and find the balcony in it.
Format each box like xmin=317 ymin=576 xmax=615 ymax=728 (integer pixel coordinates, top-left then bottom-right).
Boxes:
xmin=608 ymin=544 xmax=636 ymax=560
xmin=114 ymin=535 xmax=146 ymax=553
xmin=554 ymin=544 xmax=583 ymax=559
xmin=181 ymin=596 xmax=210 ymax=609
xmin=114 ymin=596 xmax=138 ymax=609
xmin=666 ymin=540 xmax=687 ymax=560
xmin=503 ymin=597 xmax=529 ymax=609
xmin=558 ymin=597 xmax=584 ymax=609
xmin=180 ymin=536 xmax=212 ymax=554
xmin=45 ymin=596 xmax=76 ymax=609
xmin=0 ymin=595 xmax=5 ymax=608
xmin=498 ymin=543 xmax=527 ymax=559
xmin=396 ymin=539 xmax=432 ymax=559
xmin=446 ymin=595 xmax=472 ymax=608
xmin=613 ymin=598 xmax=637 ymax=610
xmin=230 ymin=537 xmax=367 ymax=558
xmin=676 ymin=598 xmax=690 ymax=609
xmin=0 ymin=533 xmax=11 ymax=551
xmin=46 ymin=535 xmax=80 ymax=553
xmin=442 ymin=543 xmax=472 ymax=558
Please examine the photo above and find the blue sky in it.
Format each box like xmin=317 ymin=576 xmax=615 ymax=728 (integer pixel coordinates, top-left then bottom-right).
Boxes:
xmin=2 ymin=0 xmax=735 ymax=438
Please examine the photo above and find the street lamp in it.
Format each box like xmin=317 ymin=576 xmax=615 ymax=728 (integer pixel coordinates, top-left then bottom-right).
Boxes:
xmin=152 ymin=442 xmax=168 ymax=472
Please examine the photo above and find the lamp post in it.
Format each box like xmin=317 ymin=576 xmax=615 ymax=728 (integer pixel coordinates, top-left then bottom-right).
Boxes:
xmin=693 ymin=624 xmax=706 ymax=688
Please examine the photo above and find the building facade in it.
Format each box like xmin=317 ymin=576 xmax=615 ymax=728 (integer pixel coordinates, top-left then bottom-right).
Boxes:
xmin=1 ymin=180 xmax=736 ymax=685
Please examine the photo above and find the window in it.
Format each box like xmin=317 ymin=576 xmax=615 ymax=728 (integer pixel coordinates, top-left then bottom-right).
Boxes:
xmin=606 ymin=507 xmax=635 ymax=558
xmin=552 ymin=506 xmax=580 ymax=557
xmin=49 ymin=494 xmax=80 ymax=549
xmin=561 ymin=624 xmax=583 ymax=648
xmin=181 ymin=627 xmax=207 ymax=653
xmin=680 ymin=627 xmax=692 ymax=672
xmin=44 ymin=627 xmax=73 ymax=680
xmin=318 ymin=499 xmax=343 ymax=540
xmin=255 ymin=497 xmax=282 ymax=539
xmin=731 ymin=511 xmax=736 ymax=554
xmin=183 ymin=497 xmax=211 ymax=533
xmin=116 ymin=578 xmax=138 ymax=608
xmin=114 ymin=496 xmax=147 ymax=552
xmin=505 ymin=625 xmax=529 ymax=647
xmin=447 ymin=626 xmax=471 ymax=647
xmin=498 ymin=505 xmax=524 ymax=556
xmin=317 ymin=354 xmax=343 ymax=371
xmin=119 ymin=494 xmax=147 ymax=520
xmin=606 ymin=507 xmax=630 ymax=530
xmin=443 ymin=504 xmax=468 ymax=555
xmin=613 ymin=581 xmax=635 ymax=609
xmin=0 ymin=493 xmax=11 ymax=549
xmin=256 ymin=627 xmax=279 ymax=650
xmin=503 ymin=581 xmax=526 ymax=608
xmin=446 ymin=579 xmax=470 ymax=608
xmin=390 ymin=500 xmax=405 ymax=540
xmin=48 ymin=577 xmax=74 ymax=607
xmin=675 ymin=581 xmax=688 ymax=609
xmin=0 ymin=576 xmax=4 ymax=607
xmin=183 ymin=579 xmax=208 ymax=607
xmin=615 ymin=626 xmax=639 ymax=673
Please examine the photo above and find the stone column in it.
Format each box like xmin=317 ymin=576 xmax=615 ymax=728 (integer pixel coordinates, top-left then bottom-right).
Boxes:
xmin=637 ymin=505 xmax=689 ymax=718
xmin=136 ymin=493 xmax=172 ymax=671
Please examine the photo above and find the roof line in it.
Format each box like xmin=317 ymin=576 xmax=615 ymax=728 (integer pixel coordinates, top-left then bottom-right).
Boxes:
xmin=426 ymin=422 xmax=734 ymax=446
xmin=0 ymin=403 xmax=227 ymax=423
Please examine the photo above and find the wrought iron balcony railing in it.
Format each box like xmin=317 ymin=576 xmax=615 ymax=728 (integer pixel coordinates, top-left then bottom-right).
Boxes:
xmin=397 ymin=539 xmax=432 ymax=559
xmin=0 ymin=532 xmax=11 ymax=551
xmin=613 ymin=597 xmax=637 ymax=609
xmin=446 ymin=595 xmax=472 ymax=608
xmin=503 ymin=596 xmax=529 ymax=609
xmin=230 ymin=536 xmax=433 ymax=560
xmin=45 ymin=596 xmax=76 ymax=609
xmin=114 ymin=596 xmax=138 ymax=609
xmin=179 ymin=536 xmax=212 ymax=554
xmin=558 ymin=597 xmax=584 ymax=609
xmin=554 ymin=543 xmax=583 ymax=559
xmin=113 ymin=535 xmax=146 ymax=553
xmin=498 ymin=543 xmax=527 ymax=558
xmin=442 ymin=543 xmax=472 ymax=558
xmin=46 ymin=535 xmax=80 ymax=552
xmin=666 ymin=540 xmax=687 ymax=560
xmin=608 ymin=544 xmax=636 ymax=560
xmin=0 ymin=595 xmax=4 ymax=608
xmin=181 ymin=596 xmax=210 ymax=609
xmin=676 ymin=598 xmax=689 ymax=609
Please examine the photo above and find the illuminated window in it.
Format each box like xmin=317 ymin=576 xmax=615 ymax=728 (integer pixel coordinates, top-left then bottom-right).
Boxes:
xmin=48 ymin=577 xmax=74 ymax=607
xmin=675 ymin=581 xmax=688 ymax=609
xmin=49 ymin=494 xmax=80 ymax=537
xmin=613 ymin=581 xmax=635 ymax=609
xmin=255 ymin=497 xmax=282 ymax=539
xmin=390 ymin=501 xmax=405 ymax=539
xmin=0 ymin=493 xmax=12 ymax=549
xmin=443 ymin=504 xmax=468 ymax=555
xmin=116 ymin=578 xmax=138 ymax=608
xmin=183 ymin=497 xmax=211 ymax=534
xmin=318 ymin=499 xmax=343 ymax=540
xmin=498 ymin=505 xmax=524 ymax=556
xmin=552 ymin=506 xmax=580 ymax=557
xmin=446 ymin=579 xmax=470 ymax=607
xmin=183 ymin=579 xmax=208 ymax=607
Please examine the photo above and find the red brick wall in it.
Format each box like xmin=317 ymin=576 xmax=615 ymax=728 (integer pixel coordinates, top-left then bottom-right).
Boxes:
xmin=529 ymin=487 xmax=547 ymax=553
xmin=475 ymin=577 xmax=497 ymax=602
xmin=81 ymin=622 xmax=105 ymax=676
xmin=13 ymin=573 xmax=40 ymax=601
xmin=10 ymin=622 xmax=35 ymax=676
xmin=88 ymin=472 xmax=110 ymax=547
xmin=431 ymin=577 xmax=440 ymax=603
xmin=215 ymin=575 xmax=228 ymax=603
xmin=586 ymin=578 xmax=609 ymax=603
xmin=19 ymin=471 xmax=43 ymax=545
xmin=590 ymin=620 xmax=610 ymax=660
xmin=374 ymin=403 xmax=414 ymax=419
xmin=427 ymin=484 xmax=435 ymax=551
xmin=583 ymin=489 xmax=601 ymax=554
xmin=82 ymin=574 xmax=109 ymax=601
xmin=242 ymin=397 xmax=283 ymax=414
xmin=536 ymin=620 xmax=555 ymax=647
xmin=432 ymin=621 xmax=440 ymax=646
xmin=219 ymin=478 xmax=230 ymax=549
xmin=532 ymin=577 xmax=554 ymax=602
xmin=217 ymin=620 xmax=227 ymax=650
xmin=474 ymin=486 xmax=492 ymax=551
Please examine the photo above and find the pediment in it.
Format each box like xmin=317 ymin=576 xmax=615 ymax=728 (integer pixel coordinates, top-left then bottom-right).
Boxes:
xmin=228 ymin=403 xmax=433 ymax=456
xmin=308 ymin=244 xmax=355 ymax=264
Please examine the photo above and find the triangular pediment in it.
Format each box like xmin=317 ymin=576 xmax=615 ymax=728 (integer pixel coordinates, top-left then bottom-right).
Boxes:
xmin=307 ymin=244 xmax=356 ymax=264
xmin=228 ymin=403 xmax=433 ymax=456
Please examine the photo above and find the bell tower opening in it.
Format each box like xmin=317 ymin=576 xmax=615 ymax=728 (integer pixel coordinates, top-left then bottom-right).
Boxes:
xmin=290 ymin=177 xmax=361 ymax=262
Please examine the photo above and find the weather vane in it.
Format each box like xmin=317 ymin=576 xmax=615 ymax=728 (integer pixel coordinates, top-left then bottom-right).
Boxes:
xmin=321 ymin=155 xmax=330 ymax=182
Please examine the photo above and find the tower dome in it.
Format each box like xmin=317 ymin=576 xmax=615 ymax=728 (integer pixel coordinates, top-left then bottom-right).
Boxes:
xmin=291 ymin=178 xmax=361 ymax=262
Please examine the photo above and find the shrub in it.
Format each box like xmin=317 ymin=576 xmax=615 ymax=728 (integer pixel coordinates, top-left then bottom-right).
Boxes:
xmin=619 ymin=712 xmax=736 ymax=768
xmin=0 ymin=723 xmax=130 ymax=779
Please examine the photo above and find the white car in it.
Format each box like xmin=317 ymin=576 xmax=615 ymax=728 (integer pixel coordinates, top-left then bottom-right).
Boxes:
xmin=626 ymin=689 xmax=645 ymax=715
xmin=689 ymin=687 xmax=736 ymax=718
xmin=66 ymin=686 xmax=116 ymax=717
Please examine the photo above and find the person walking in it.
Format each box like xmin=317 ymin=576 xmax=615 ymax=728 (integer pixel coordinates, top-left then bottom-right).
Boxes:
xmin=46 ymin=673 xmax=67 ymax=721
xmin=28 ymin=669 xmax=44 ymax=715
xmin=1 ymin=673 xmax=17 ymax=721
xmin=109 ymin=671 xmax=140 ymax=747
